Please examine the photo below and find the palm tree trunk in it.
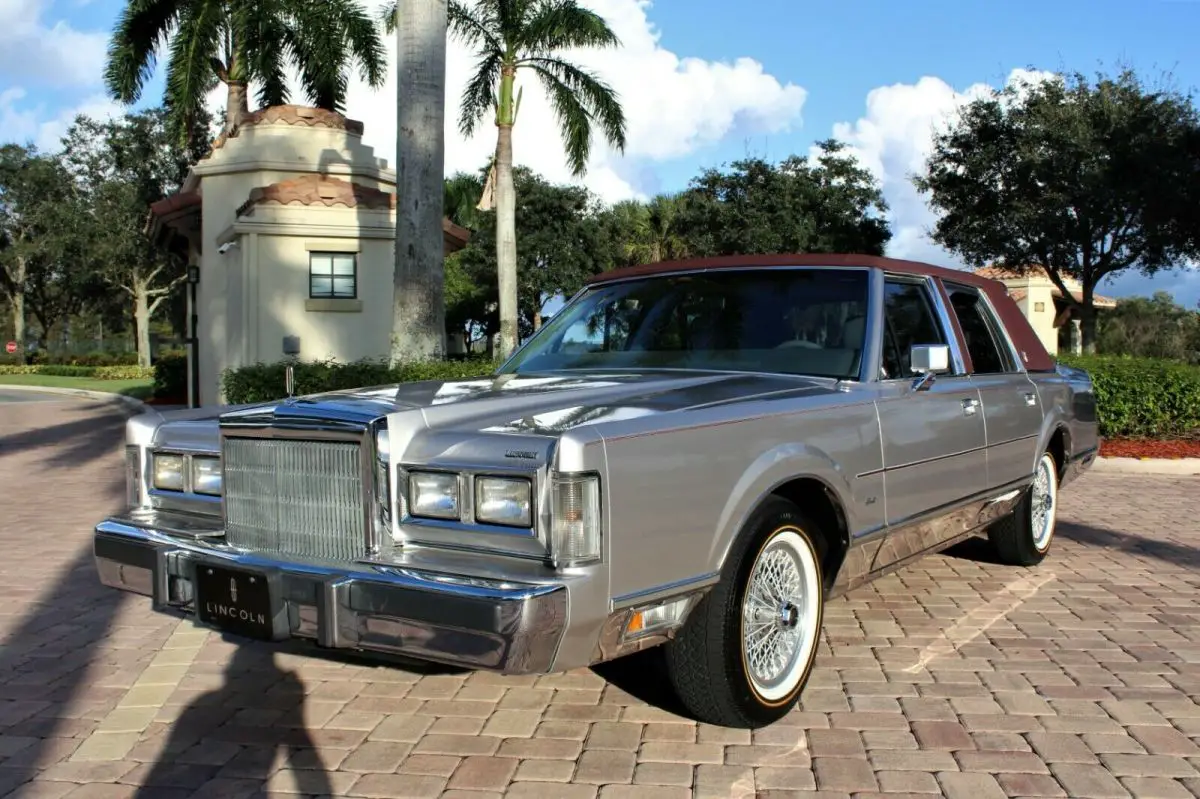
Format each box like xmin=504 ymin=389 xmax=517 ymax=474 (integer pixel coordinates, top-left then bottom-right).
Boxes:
xmin=225 ymin=81 xmax=249 ymax=134
xmin=495 ymin=67 xmax=519 ymax=358
xmin=390 ymin=0 xmax=448 ymax=364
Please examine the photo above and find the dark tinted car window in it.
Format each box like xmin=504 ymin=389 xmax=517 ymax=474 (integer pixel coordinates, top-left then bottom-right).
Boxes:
xmin=881 ymin=280 xmax=946 ymax=379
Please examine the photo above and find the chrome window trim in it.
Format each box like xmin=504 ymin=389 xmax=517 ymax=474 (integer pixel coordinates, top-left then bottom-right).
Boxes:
xmin=875 ymin=273 xmax=967 ymax=383
xmin=942 ymin=280 xmax=1025 ymax=375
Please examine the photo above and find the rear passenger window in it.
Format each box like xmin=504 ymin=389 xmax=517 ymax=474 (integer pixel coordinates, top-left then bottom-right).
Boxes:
xmin=945 ymin=286 xmax=1014 ymax=374
xmin=881 ymin=280 xmax=946 ymax=379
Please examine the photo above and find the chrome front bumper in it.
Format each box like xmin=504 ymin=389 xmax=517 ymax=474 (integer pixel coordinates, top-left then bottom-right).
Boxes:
xmin=93 ymin=515 xmax=569 ymax=674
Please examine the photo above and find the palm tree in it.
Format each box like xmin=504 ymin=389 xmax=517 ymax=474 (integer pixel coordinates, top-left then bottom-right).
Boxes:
xmin=105 ymin=0 xmax=387 ymax=142
xmin=384 ymin=0 xmax=627 ymax=358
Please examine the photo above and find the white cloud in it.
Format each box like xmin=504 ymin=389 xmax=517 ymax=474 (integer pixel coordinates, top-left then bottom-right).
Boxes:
xmin=0 ymin=87 xmax=121 ymax=151
xmin=341 ymin=0 xmax=806 ymax=202
xmin=821 ymin=68 xmax=1057 ymax=268
xmin=0 ymin=0 xmax=109 ymax=88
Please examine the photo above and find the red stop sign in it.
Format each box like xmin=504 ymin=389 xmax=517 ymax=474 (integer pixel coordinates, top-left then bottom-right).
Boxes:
xmin=4 ymin=341 xmax=16 ymax=354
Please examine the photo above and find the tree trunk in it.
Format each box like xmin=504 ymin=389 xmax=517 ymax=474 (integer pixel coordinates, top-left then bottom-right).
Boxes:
xmin=495 ymin=64 xmax=519 ymax=359
xmin=1079 ymin=298 xmax=1097 ymax=354
xmin=225 ymin=81 xmax=249 ymax=135
xmin=11 ymin=289 xmax=25 ymax=365
xmin=134 ymin=284 xmax=153 ymax=368
xmin=390 ymin=0 xmax=448 ymax=364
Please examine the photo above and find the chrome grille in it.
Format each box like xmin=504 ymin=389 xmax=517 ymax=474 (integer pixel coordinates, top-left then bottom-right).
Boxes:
xmin=222 ymin=437 xmax=366 ymax=561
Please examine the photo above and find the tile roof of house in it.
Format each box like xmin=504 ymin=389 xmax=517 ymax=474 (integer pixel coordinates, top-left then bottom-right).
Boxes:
xmin=973 ymin=264 xmax=1117 ymax=307
xmin=204 ymin=105 xmax=366 ymax=157
xmin=234 ymin=175 xmax=471 ymax=249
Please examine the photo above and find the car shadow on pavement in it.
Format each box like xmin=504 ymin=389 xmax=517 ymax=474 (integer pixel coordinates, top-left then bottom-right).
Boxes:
xmin=591 ymin=647 xmax=690 ymax=718
xmin=134 ymin=641 xmax=334 ymax=798
xmin=1057 ymin=519 xmax=1200 ymax=570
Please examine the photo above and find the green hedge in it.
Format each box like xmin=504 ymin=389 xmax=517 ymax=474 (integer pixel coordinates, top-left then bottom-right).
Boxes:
xmin=0 ymin=364 xmax=153 ymax=380
xmin=1059 ymin=355 xmax=1200 ymax=439
xmin=154 ymin=351 xmax=188 ymax=400
xmin=222 ymin=357 xmax=498 ymax=405
xmin=0 ymin=352 xmax=141 ymax=367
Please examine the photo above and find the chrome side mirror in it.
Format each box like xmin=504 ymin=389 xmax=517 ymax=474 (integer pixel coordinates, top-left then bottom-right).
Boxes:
xmin=910 ymin=344 xmax=950 ymax=391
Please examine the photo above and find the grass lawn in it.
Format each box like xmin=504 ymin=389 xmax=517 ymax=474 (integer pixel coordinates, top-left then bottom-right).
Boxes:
xmin=0 ymin=374 xmax=153 ymax=400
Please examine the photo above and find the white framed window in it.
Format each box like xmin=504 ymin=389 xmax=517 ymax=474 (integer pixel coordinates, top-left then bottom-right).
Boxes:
xmin=309 ymin=252 xmax=357 ymax=299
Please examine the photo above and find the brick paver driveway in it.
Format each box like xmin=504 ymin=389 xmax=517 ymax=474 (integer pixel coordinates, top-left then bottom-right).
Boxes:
xmin=2 ymin=398 xmax=1200 ymax=798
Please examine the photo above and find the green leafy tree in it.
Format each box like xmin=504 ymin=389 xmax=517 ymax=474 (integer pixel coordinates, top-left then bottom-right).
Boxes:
xmin=453 ymin=166 xmax=610 ymax=344
xmin=672 ymin=140 xmax=891 ymax=258
xmin=605 ymin=194 xmax=689 ymax=266
xmin=105 ymin=0 xmax=387 ymax=142
xmin=386 ymin=0 xmax=627 ymax=358
xmin=914 ymin=68 xmax=1200 ymax=353
xmin=0 ymin=145 xmax=81 ymax=361
xmin=1096 ymin=290 xmax=1200 ymax=364
xmin=60 ymin=108 xmax=212 ymax=366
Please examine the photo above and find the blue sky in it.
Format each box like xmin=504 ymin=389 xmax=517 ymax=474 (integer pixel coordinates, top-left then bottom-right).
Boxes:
xmin=3 ymin=0 xmax=1199 ymax=307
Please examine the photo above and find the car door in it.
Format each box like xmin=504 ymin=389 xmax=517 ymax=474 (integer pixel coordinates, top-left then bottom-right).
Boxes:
xmin=943 ymin=282 xmax=1043 ymax=490
xmin=871 ymin=276 xmax=989 ymax=573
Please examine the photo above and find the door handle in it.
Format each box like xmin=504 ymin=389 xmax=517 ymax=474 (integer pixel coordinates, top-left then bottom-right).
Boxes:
xmin=962 ymin=398 xmax=980 ymax=416
xmin=1023 ymin=392 xmax=1037 ymax=407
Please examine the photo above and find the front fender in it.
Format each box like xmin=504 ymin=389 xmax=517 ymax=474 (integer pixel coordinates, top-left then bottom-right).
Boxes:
xmin=708 ymin=442 xmax=854 ymax=573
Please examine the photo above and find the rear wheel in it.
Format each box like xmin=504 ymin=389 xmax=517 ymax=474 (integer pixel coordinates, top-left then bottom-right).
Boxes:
xmin=988 ymin=451 xmax=1059 ymax=566
xmin=663 ymin=496 xmax=824 ymax=728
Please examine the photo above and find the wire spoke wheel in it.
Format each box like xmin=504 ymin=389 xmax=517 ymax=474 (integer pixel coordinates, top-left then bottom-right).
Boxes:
xmin=1030 ymin=452 xmax=1058 ymax=552
xmin=740 ymin=527 xmax=820 ymax=703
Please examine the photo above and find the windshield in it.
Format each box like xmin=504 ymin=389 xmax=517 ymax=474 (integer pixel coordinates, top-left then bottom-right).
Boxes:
xmin=500 ymin=267 xmax=871 ymax=379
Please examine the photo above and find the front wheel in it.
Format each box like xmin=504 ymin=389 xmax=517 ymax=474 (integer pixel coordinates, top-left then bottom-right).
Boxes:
xmin=988 ymin=451 xmax=1059 ymax=566
xmin=663 ymin=496 xmax=824 ymax=728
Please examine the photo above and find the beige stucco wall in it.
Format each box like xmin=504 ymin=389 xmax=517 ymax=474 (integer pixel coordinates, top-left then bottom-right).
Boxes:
xmin=191 ymin=119 xmax=402 ymax=405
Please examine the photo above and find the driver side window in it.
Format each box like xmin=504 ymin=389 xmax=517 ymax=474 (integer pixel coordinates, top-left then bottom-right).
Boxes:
xmin=881 ymin=279 xmax=947 ymax=379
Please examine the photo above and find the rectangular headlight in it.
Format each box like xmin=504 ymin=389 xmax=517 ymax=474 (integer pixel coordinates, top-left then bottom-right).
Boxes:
xmin=408 ymin=471 xmax=460 ymax=520
xmin=475 ymin=477 xmax=533 ymax=527
xmin=550 ymin=473 xmax=601 ymax=566
xmin=152 ymin=453 xmax=185 ymax=491
xmin=191 ymin=456 xmax=222 ymax=496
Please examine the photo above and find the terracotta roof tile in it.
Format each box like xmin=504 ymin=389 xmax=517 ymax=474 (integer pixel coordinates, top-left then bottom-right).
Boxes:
xmin=204 ymin=105 xmax=365 ymax=157
xmin=1008 ymin=289 xmax=1028 ymax=302
xmin=239 ymin=174 xmax=395 ymax=212
xmin=236 ymin=175 xmax=470 ymax=250
xmin=149 ymin=191 xmax=201 ymax=219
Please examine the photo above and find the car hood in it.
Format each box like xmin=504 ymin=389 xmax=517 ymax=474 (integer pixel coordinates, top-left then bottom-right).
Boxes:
xmin=144 ymin=370 xmax=842 ymax=450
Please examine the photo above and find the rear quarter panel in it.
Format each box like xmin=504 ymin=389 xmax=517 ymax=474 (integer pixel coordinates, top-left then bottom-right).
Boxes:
xmin=595 ymin=391 xmax=885 ymax=602
xmin=1029 ymin=364 xmax=1100 ymax=466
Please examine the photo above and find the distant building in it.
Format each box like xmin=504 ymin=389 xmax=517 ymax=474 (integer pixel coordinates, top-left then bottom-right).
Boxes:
xmin=973 ymin=266 xmax=1117 ymax=356
xmin=148 ymin=105 xmax=470 ymax=407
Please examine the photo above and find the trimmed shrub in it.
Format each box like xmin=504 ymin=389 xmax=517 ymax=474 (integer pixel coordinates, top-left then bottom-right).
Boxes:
xmin=153 ymin=351 xmax=189 ymax=400
xmin=0 ymin=351 xmax=141 ymax=367
xmin=223 ymin=356 xmax=498 ymax=405
xmin=0 ymin=364 xmax=153 ymax=379
xmin=1059 ymin=355 xmax=1200 ymax=439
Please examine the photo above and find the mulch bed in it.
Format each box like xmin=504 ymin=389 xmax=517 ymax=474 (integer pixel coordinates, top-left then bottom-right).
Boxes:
xmin=1100 ymin=438 xmax=1200 ymax=459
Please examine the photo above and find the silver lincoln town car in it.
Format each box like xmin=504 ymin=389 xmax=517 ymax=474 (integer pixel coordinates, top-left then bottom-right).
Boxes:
xmin=93 ymin=254 xmax=1098 ymax=728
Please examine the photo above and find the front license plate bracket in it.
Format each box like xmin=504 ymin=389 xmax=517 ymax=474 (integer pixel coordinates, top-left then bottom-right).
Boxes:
xmin=190 ymin=560 xmax=290 ymax=642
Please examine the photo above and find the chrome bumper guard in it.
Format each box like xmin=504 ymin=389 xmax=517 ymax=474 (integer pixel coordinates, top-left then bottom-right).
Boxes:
xmin=93 ymin=515 xmax=568 ymax=675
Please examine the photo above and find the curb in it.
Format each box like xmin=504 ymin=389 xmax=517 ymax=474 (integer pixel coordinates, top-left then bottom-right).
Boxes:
xmin=0 ymin=384 xmax=149 ymax=415
xmin=1093 ymin=457 xmax=1200 ymax=476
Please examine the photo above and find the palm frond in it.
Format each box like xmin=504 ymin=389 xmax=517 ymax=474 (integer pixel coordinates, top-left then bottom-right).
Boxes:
xmin=236 ymin=0 xmax=292 ymax=106
xmin=326 ymin=0 xmax=388 ymax=88
xmin=163 ymin=0 xmax=223 ymax=143
xmin=448 ymin=0 xmax=504 ymax=54
xmin=524 ymin=55 xmax=626 ymax=172
xmin=459 ymin=51 xmax=503 ymax=138
xmin=105 ymin=0 xmax=186 ymax=103
xmin=520 ymin=0 xmax=619 ymax=55
xmin=379 ymin=0 xmax=399 ymax=34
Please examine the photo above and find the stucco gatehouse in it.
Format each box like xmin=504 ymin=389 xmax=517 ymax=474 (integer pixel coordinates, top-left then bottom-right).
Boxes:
xmin=149 ymin=105 xmax=470 ymax=408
